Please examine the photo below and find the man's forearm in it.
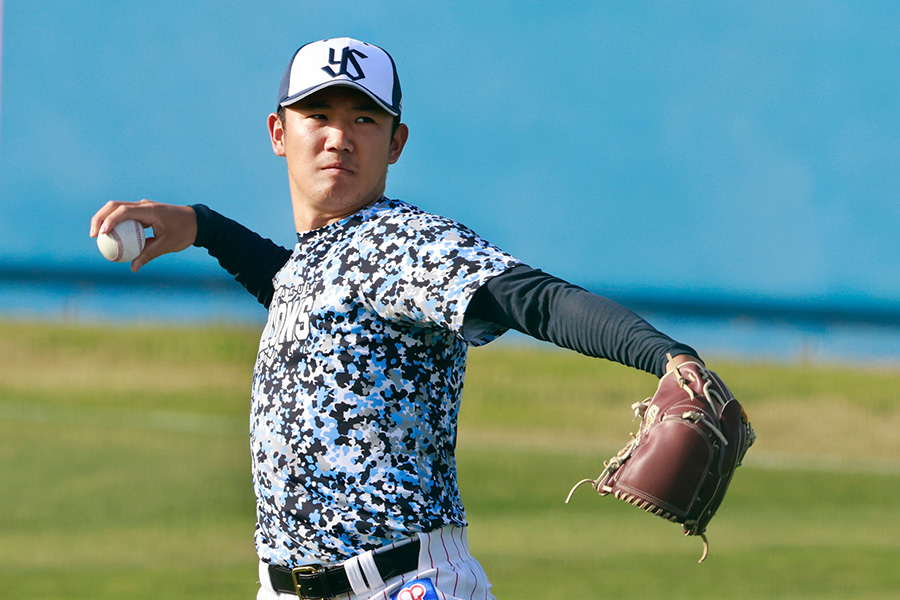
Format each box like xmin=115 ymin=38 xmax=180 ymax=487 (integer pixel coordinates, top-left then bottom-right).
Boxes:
xmin=466 ymin=265 xmax=698 ymax=377
xmin=192 ymin=204 xmax=292 ymax=308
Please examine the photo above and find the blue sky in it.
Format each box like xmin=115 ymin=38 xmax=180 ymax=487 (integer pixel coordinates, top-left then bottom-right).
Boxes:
xmin=2 ymin=1 xmax=899 ymax=308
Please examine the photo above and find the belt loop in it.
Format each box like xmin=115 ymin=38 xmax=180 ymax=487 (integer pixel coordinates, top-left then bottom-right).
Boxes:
xmin=343 ymin=554 xmax=369 ymax=596
xmin=359 ymin=549 xmax=385 ymax=590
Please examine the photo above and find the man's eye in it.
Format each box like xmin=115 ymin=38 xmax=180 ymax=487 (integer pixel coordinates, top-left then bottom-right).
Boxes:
xmin=356 ymin=116 xmax=376 ymax=124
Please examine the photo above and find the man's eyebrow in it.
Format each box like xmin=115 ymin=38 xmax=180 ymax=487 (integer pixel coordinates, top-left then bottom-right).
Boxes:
xmin=300 ymin=99 xmax=331 ymax=110
xmin=353 ymin=100 xmax=382 ymax=112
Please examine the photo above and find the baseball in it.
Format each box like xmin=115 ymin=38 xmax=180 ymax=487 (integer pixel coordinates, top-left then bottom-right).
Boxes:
xmin=97 ymin=219 xmax=146 ymax=263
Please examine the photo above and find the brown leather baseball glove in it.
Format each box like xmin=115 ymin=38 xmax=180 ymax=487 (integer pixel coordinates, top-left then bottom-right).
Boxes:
xmin=566 ymin=356 xmax=755 ymax=562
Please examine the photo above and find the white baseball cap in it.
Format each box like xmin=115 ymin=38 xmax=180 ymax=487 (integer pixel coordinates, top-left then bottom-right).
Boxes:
xmin=277 ymin=37 xmax=402 ymax=117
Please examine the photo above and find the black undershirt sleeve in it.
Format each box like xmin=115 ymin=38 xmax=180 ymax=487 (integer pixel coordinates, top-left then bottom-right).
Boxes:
xmin=191 ymin=204 xmax=291 ymax=308
xmin=465 ymin=265 xmax=699 ymax=377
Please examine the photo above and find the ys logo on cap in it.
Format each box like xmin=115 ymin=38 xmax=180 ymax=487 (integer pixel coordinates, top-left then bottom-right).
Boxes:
xmin=323 ymin=46 xmax=368 ymax=81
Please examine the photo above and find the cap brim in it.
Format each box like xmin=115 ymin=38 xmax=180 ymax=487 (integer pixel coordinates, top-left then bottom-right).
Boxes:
xmin=279 ymin=80 xmax=400 ymax=117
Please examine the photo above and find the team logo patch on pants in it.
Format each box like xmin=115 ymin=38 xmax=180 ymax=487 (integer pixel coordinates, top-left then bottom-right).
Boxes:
xmin=390 ymin=579 xmax=438 ymax=600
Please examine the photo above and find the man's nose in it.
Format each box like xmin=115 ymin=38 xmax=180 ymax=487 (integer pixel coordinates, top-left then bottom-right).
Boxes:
xmin=324 ymin=125 xmax=353 ymax=152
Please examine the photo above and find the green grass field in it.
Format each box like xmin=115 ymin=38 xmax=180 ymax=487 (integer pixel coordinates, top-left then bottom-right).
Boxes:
xmin=2 ymin=320 xmax=898 ymax=599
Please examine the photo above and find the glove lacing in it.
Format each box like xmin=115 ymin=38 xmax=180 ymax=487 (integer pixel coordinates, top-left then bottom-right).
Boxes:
xmin=563 ymin=360 xmax=728 ymax=563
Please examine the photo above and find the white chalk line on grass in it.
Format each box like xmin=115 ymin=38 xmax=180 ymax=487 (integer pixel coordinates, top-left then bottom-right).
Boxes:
xmin=737 ymin=450 xmax=900 ymax=476
xmin=2 ymin=401 xmax=896 ymax=476
xmin=0 ymin=400 xmax=246 ymax=436
xmin=457 ymin=429 xmax=900 ymax=477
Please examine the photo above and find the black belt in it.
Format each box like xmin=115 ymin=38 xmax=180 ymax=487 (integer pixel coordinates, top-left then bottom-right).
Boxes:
xmin=267 ymin=540 xmax=420 ymax=599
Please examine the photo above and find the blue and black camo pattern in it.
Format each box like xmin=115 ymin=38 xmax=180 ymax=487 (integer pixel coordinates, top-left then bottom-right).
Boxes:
xmin=251 ymin=198 xmax=521 ymax=567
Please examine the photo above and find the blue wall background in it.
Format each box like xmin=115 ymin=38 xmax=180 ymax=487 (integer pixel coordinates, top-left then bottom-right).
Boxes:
xmin=2 ymin=1 xmax=899 ymax=323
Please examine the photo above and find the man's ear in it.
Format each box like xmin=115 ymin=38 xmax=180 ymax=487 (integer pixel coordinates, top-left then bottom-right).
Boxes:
xmin=388 ymin=123 xmax=409 ymax=165
xmin=268 ymin=113 xmax=286 ymax=157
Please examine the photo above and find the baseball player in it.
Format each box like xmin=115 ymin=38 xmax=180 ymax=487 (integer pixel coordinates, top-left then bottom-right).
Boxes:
xmin=90 ymin=38 xmax=703 ymax=599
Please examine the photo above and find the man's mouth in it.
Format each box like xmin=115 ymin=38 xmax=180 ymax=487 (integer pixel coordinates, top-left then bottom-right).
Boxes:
xmin=322 ymin=162 xmax=353 ymax=174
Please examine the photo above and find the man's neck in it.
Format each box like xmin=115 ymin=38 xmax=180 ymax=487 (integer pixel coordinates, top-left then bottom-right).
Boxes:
xmin=292 ymin=195 xmax=384 ymax=232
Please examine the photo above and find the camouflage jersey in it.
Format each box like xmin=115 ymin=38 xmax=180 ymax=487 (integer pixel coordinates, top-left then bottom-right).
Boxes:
xmin=250 ymin=197 xmax=521 ymax=567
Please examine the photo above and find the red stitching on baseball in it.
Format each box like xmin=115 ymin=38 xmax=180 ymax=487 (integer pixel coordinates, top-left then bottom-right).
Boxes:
xmin=132 ymin=220 xmax=143 ymax=255
xmin=112 ymin=230 xmax=124 ymax=261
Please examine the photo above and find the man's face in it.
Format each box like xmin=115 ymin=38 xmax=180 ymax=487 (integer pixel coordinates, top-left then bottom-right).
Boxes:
xmin=268 ymin=86 xmax=408 ymax=231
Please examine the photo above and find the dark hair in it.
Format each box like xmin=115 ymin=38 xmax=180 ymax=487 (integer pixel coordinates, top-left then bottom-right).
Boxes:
xmin=390 ymin=115 xmax=401 ymax=137
xmin=276 ymin=105 xmax=401 ymax=137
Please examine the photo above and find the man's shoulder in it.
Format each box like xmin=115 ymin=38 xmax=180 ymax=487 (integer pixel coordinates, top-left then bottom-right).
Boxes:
xmin=359 ymin=198 xmax=475 ymax=238
xmin=363 ymin=197 xmax=432 ymax=221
